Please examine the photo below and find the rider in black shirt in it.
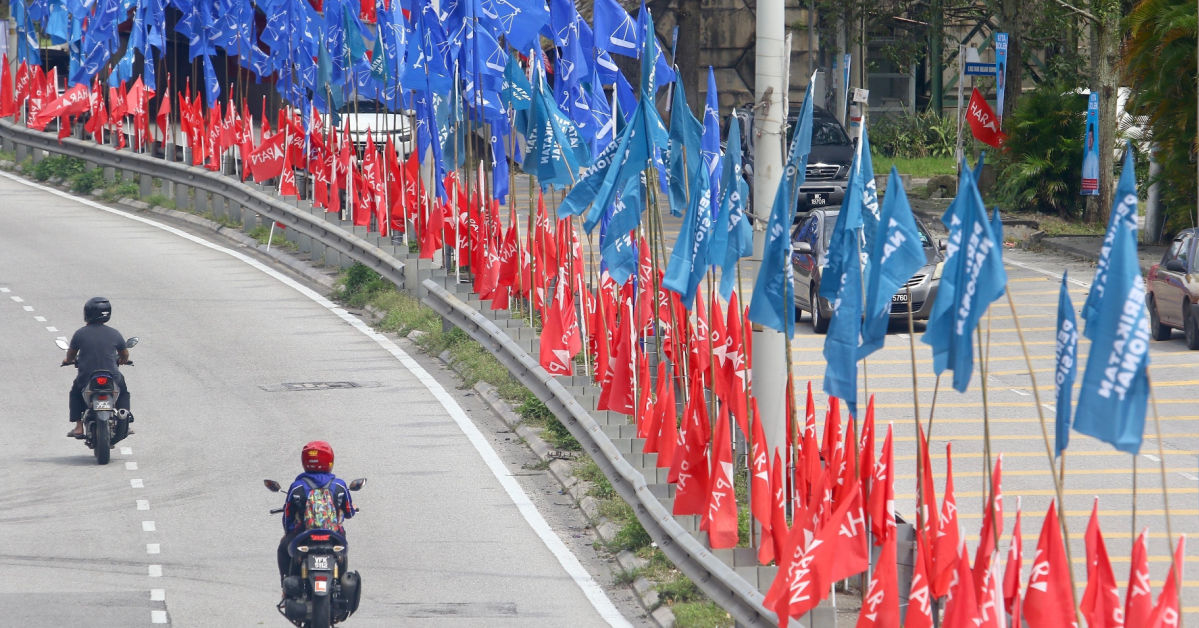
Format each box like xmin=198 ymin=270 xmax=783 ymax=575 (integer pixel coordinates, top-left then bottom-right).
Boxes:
xmin=63 ymin=297 xmax=131 ymax=438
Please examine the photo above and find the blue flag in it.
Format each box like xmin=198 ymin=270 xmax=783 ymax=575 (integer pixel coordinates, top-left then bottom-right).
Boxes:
xmin=859 ymin=167 xmax=926 ymax=359
xmin=921 ymin=165 xmax=1007 ymax=393
xmin=1054 ymin=271 xmax=1078 ymax=457
xmin=592 ymin=0 xmax=640 ymax=57
xmin=661 ymin=154 xmax=713 ymax=309
xmin=747 ymin=77 xmax=814 ymax=336
xmin=666 ymin=75 xmax=703 ymax=217
xmin=599 ymin=175 xmax=644 ymax=285
xmin=1073 ymin=190 xmax=1150 ymax=454
xmin=701 ymin=67 xmax=722 ymax=216
xmin=710 ymin=110 xmax=751 ymax=300
xmin=1081 ymin=147 xmax=1139 ymax=338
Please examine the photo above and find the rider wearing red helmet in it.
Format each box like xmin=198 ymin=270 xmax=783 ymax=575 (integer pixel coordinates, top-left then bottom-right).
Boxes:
xmin=276 ymin=441 xmax=356 ymax=583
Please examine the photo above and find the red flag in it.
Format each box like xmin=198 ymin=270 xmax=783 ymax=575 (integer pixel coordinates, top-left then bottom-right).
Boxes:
xmin=248 ymin=131 xmax=287 ymax=183
xmin=867 ymin=422 xmax=894 ymax=544
xmin=916 ymin=422 xmax=938 ymax=544
xmin=1081 ymin=498 xmax=1123 ymax=628
xmin=906 ymin=531 xmax=936 ymax=628
xmin=769 ymin=450 xmax=789 ymax=563
xmin=1002 ymin=501 xmax=1023 ymax=618
xmin=641 ymin=362 xmax=667 ymax=450
xmin=652 ymin=368 xmax=678 ymax=468
xmin=705 ymin=405 xmax=738 ymax=549
xmin=822 ymin=396 xmax=841 ymax=464
xmin=13 ymin=62 xmax=30 ymax=118
xmin=1148 ymin=536 xmax=1185 ymax=628
xmin=1023 ymin=501 xmax=1078 ymax=628
xmin=723 ymin=291 xmax=749 ymax=422
xmin=278 ymin=141 xmax=298 ymax=197
xmin=1125 ymin=529 xmax=1153 ymax=626
xmin=670 ymin=378 xmax=711 ymax=516
xmin=599 ymin=295 xmax=636 ymax=414
xmin=801 ymin=382 xmax=820 ymax=505
xmin=824 ymin=482 xmax=870 ymax=584
xmin=941 ymin=550 xmax=981 ymax=627
xmin=749 ymin=399 xmax=774 ymax=564
xmin=855 ymin=532 xmax=898 ymax=628
xmin=419 ymin=200 xmax=445 ymax=259
xmin=932 ymin=443 xmax=963 ymax=598
xmin=967 ymin=88 xmax=1007 ymax=149
xmin=973 ymin=455 xmax=1004 ymax=596
xmin=858 ymin=395 xmax=876 ymax=501
xmin=156 ymin=75 xmax=171 ymax=144
xmin=690 ymin=295 xmax=711 ymax=379
xmin=977 ymin=551 xmax=1005 ymax=628
xmin=0 ymin=55 xmax=15 ymax=119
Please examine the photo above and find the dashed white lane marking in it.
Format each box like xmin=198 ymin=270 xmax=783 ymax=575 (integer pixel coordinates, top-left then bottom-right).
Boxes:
xmin=10 ymin=296 xmax=23 ymax=302
xmin=1004 ymin=258 xmax=1092 ymax=287
xmin=0 ymin=287 xmax=9 ymax=292
xmin=1009 ymin=388 xmax=1031 ymax=397
xmin=147 ymin=543 xmax=160 ymax=554
xmin=45 ymin=326 xmax=57 ymax=332
xmin=6 ymin=169 xmax=630 ymax=628
xmin=34 ymin=315 xmax=45 ymax=321
xmin=24 ymin=306 xmax=34 ymax=312
xmin=1145 ymin=454 xmax=1161 ymax=462
xmin=151 ymin=610 xmax=168 ymax=624
xmin=120 ymin=446 xmax=132 ymax=455
xmin=142 ymin=521 xmax=156 ymax=532
xmin=130 ymin=478 xmax=144 ymax=488
xmin=150 ymin=589 xmax=165 ymax=601
xmin=125 ymin=461 xmax=138 ymax=470
xmin=1181 ymin=473 xmax=1198 ymax=481
xmin=148 ymin=565 xmax=162 ymax=577
xmin=137 ymin=500 xmax=150 ymax=510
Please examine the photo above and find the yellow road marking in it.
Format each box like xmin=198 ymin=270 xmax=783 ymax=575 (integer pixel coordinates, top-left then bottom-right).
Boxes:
xmin=897 ymin=487 xmax=1187 ymax=499
xmin=892 ymin=432 xmax=1199 ymax=443
xmin=896 ymin=449 xmax=1198 ymax=461
xmin=957 ymin=508 xmax=1198 ymax=519
xmin=894 ymin=467 xmax=1197 ymax=480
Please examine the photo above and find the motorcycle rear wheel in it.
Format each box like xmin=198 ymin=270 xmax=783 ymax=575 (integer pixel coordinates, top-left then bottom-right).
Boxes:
xmin=310 ymin=594 xmax=332 ymax=628
xmin=93 ymin=416 xmax=111 ymax=465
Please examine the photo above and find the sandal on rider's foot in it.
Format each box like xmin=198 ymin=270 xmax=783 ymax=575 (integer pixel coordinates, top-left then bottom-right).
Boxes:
xmin=67 ymin=430 xmax=85 ymax=439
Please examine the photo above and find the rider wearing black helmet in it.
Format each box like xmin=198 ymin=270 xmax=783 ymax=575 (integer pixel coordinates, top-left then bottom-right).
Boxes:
xmin=63 ymin=297 xmax=132 ymax=438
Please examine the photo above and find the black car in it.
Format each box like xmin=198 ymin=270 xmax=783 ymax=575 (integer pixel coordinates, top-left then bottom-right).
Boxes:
xmin=727 ymin=105 xmax=854 ymax=221
xmin=790 ymin=209 xmax=944 ymax=333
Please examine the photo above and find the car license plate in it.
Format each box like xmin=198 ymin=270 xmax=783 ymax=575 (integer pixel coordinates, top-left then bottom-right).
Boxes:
xmin=308 ymin=555 xmax=331 ymax=570
xmin=891 ymin=292 xmax=909 ymax=304
xmin=809 ymin=193 xmax=828 ymax=206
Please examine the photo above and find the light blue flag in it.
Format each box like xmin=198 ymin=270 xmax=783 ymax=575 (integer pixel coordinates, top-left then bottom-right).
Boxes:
xmin=661 ymin=150 xmax=713 ymax=309
xmin=747 ymin=76 xmax=814 ymax=336
xmin=859 ymin=167 xmax=926 ymax=360
xmin=666 ymin=75 xmax=703 ymax=217
xmin=1054 ymin=271 xmax=1078 ymax=457
xmin=1073 ymin=200 xmax=1150 ymax=454
xmin=600 ymin=175 xmax=645 ymax=285
xmin=819 ymin=123 xmax=868 ymax=303
xmin=1081 ymin=147 xmax=1139 ymax=338
xmin=921 ymin=165 xmax=1008 ymax=392
xmin=822 ymin=212 xmax=864 ymax=418
xmin=711 ymin=109 xmax=751 ymax=300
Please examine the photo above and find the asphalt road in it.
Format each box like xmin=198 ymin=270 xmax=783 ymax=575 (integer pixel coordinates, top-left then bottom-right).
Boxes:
xmin=0 ymin=172 xmax=641 ymax=626
xmin=788 ymin=245 xmax=1199 ymax=612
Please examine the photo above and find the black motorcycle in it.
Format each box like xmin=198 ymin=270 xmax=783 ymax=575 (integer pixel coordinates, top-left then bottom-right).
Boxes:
xmin=57 ymin=336 xmax=137 ymax=465
xmin=265 ymin=477 xmax=366 ymax=628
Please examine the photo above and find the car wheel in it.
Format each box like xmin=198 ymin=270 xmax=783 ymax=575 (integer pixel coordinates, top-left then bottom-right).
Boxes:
xmin=1148 ymin=296 xmax=1172 ymax=341
xmin=811 ymin=287 xmax=829 ymax=334
xmin=1185 ymin=304 xmax=1199 ymax=350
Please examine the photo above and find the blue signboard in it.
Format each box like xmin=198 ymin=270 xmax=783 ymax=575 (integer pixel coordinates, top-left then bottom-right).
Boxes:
xmin=965 ymin=62 xmax=997 ymax=76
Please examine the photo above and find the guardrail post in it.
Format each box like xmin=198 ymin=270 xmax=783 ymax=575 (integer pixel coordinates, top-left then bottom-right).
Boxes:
xmin=139 ymin=173 xmax=152 ymax=198
xmin=174 ymin=181 xmax=188 ymax=212
xmin=15 ymin=142 xmax=27 ymax=164
xmin=241 ymin=207 xmax=258 ymax=235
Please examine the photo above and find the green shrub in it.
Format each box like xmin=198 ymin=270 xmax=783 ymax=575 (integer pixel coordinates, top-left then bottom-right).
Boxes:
xmin=518 ymin=396 xmax=580 ymax=450
xmin=608 ymin=518 xmax=652 ymax=552
xmin=101 ymin=181 xmax=140 ymax=201
xmin=992 ymin=84 xmax=1088 ymax=217
xmin=31 ymin=155 xmax=87 ymax=182
xmin=69 ymin=168 xmax=106 ymax=194
xmin=871 ymin=109 xmax=957 ymax=159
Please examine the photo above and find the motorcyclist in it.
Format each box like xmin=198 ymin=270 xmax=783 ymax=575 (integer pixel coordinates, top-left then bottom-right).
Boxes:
xmin=63 ymin=297 xmax=131 ymax=438
xmin=277 ymin=441 xmax=356 ymax=584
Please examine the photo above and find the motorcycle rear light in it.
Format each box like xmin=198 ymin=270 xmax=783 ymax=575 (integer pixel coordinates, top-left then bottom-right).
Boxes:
xmin=310 ymin=534 xmax=330 ymax=541
xmin=96 ymin=376 xmax=109 ymax=385
xmin=96 ymin=394 xmax=110 ymax=400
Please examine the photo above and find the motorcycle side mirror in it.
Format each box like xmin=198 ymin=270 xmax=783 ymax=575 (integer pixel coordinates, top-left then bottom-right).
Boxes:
xmin=55 ymin=338 xmax=69 ymax=350
xmin=938 ymin=239 xmax=948 ymax=251
xmin=264 ymin=479 xmax=282 ymax=492
xmin=125 ymin=337 xmax=139 ymax=348
xmin=348 ymin=478 xmax=367 ymax=491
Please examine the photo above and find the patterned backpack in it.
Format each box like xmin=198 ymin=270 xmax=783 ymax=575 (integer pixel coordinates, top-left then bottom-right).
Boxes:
xmin=300 ymin=477 xmax=345 ymax=534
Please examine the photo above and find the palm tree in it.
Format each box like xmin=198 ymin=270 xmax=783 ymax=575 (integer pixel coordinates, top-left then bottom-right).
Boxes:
xmin=1123 ymin=0 xmax=1197 ymax=234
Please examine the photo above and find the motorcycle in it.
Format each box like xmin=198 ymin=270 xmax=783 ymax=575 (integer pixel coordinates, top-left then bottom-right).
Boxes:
xmin=56 ymin=336 xmax=138 ymax=465
xmin=265 ymin=477 xmax=366 ymax=628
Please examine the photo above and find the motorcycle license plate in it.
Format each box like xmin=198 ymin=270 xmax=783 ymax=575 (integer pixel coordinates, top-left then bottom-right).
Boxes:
xmin=308 ymin=555 xmax=331 ymax=571
xmin=93 ymin=400 xmax=113 ymax=410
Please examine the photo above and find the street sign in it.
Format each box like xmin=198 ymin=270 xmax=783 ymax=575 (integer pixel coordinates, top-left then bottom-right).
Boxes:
xmin=965 ymin=62 xmax=997 ymax=76
xmin=852 ymin=88 xmax=870 ymax=104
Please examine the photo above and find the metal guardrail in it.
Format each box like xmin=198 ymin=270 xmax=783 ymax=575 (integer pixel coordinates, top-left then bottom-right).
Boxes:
xmin=0 ymin=119 xmax=781 ymax=626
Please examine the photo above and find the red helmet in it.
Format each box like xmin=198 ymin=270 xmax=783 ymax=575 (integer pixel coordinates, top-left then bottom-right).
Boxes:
xmin=301 ymin=441 xmax=334 ymax=473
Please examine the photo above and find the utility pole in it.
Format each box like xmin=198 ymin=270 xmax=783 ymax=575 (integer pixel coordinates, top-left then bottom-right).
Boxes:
xmin=751 ymin=0 xmax=788 ymax=458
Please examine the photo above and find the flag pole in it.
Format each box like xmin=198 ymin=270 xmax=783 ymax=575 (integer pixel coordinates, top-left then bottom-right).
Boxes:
xmin=1004 ymin=290 xmax=1080 ymax=623
xmin=903 ymin=286 xmax=925 ymax=535
xmin=1146 ymin=374 xmax=1176 ymax=550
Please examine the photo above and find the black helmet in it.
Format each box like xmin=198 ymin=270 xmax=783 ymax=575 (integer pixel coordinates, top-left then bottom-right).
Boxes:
xmin=83 ymin=297 xmax=112 ymax=324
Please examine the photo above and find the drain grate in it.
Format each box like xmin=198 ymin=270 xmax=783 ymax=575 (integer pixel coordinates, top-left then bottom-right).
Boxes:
xmin=259 ymin=381 xmax=380 ymax=392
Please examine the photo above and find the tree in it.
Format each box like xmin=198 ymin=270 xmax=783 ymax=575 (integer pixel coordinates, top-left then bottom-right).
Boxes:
xmin=1123 ymin=0 xmax=1198 ymax=235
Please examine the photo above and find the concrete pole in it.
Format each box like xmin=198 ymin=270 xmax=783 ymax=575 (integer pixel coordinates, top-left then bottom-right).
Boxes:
xmin=751 ymin=0 xmax=789 ymax=459
xmin=1145 ymin=146 xmax=1162 ymax=244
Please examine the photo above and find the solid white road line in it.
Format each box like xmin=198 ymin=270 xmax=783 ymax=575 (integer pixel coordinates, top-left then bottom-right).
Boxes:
xmin=0 ymin=165 xmax=633 ymax=627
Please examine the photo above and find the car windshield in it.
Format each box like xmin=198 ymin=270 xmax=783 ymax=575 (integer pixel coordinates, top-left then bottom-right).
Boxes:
xmin=812 ymin=119 xmax=851 ymax=146
xmin=338 ymin=101 xmax=400 ymax=114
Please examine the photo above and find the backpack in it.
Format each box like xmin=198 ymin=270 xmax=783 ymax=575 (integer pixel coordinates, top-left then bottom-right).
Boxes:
xmin=300 ymin=477 xmax=345 ymax=534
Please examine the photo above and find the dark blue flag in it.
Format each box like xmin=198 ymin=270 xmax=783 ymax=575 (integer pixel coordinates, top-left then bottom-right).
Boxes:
xmin=1054 ymin=271 xmax=1078 ymax=457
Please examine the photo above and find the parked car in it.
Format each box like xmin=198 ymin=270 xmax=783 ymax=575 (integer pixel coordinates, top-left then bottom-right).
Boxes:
xmin=790 ymin=209 xmax=944 ymax=333
xmin=1146 ymin=227 xmax=1199 ymax=349
xmin=322 ymin=98 xmax=414 ymax=157
xmin=728 ymin=105 xmax=854 ymax=222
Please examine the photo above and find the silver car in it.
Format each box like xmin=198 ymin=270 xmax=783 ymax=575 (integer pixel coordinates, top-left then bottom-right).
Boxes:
xmin=790 ymin=209 xmax=945 ymax=334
